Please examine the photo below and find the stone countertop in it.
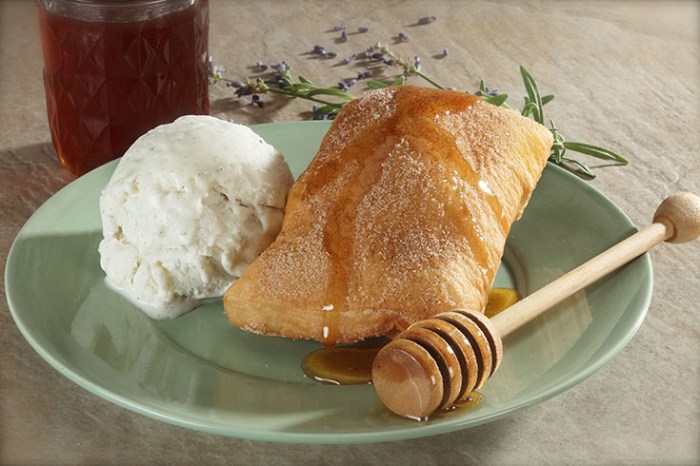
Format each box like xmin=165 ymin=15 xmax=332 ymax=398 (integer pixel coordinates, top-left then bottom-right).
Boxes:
xmin=1 ymin=0 xmax=698 ymax=464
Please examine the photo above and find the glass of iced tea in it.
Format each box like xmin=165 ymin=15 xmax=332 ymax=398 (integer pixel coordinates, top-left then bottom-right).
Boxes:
xmin=36 ymin=0 xmax=210 ymax=176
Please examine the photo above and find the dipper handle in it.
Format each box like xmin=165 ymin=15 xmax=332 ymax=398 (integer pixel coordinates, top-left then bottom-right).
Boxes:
xmin=491 ymin=192 xmax=700 ymax=337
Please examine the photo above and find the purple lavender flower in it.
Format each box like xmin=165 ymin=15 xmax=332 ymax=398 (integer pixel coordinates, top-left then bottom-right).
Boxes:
xmin=251 ymin=94 xmax=264 ymax=108
xmin=234 ymin=86 xmax=252 ymax=98
xmin=398 ymin=32 xmax=410 ymax=42
xmin=338 ymin=80 xmax=349 ymax=91
xmin=256 ymin=61 xmax=269 ymax=72
xmin=414 ymin=56 xmax=422 ymax=69
xmin=207 ymin=56 xmax=225 ymax=82
xmin=340 ymin=30 xmax=348 ymax=42
xmin=312 ymin=45 xmax=337 ymax=59
xmin=342 ymin=54 xmax=356 ymax=65
xmin=417 ymin=15 xmax=437 ymax=25
xmin=357 ymin=70 xmax=373 ymax=79
xmin=358 ymin=26 xmax=369 ymax=33
xmin=272 ymin=61 xmax=289 ymax=73
xmin=313 ymin=110 xmax=330 ymax=120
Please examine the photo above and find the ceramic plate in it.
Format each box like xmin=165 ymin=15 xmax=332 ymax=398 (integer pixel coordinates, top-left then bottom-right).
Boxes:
xmin=5 ymin=121 xmax=652 ymax=443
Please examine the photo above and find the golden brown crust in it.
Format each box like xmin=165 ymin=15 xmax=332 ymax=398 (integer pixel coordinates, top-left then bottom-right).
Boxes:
xmin=223 ymin=85 xmax=553 ymax=344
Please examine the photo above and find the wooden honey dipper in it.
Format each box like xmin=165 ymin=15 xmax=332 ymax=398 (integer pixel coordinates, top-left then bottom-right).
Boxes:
xmin=371 ymin=192 xmax=700 ymax=420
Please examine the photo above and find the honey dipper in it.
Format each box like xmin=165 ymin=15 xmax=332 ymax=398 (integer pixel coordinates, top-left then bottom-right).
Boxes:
xmin=371 ymin=192 xmax=700 ymax=419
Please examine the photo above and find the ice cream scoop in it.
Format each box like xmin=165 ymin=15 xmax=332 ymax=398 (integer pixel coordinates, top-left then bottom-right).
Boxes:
xmin=99 ymin=115 xmax=294 ymax=318
xmin=372 ymin=192 xmax=700 ymax=419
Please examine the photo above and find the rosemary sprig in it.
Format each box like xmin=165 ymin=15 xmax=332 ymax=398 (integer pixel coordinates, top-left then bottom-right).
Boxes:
xmin=479 ymin=67 xmax=628 ymax=177
xmin=519 ymin=67 xmax=628 ymax=178
xmin=210 ymin=55 xmax=628 ymax=178
xmin=210 ymin=61 xmax=354 ymax=119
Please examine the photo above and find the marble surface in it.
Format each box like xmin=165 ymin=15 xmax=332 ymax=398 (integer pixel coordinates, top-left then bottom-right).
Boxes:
xmin=1 ymin=0 xmax=698 ymax=464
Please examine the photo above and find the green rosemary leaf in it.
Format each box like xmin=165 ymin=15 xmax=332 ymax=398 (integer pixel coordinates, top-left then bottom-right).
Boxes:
xmin=367 ymin=80 xmax=389 ymax=89
xmin=313 ymin=103 xmax=342 ymax=118
xmin=305 ymin=87 xmax=355 ymax=100
xmin=298 ymin=75 xmax=313 ymax=85
xmin=313 ymin=103 xmax=336 ymax=113
xmin=563 ymin=141 xmax=629 ymax=164
xmin=482 ymin=93 xmax=509 ymax=106
xmin=520 ymin=66 xmax=544 ymax=124
xmin=390 ymin=75 xmax=406 ymax=86
xmin=541 ymin=94 xmax=555 ymax=105
xmin=549 ymin=145 xmax=565 ymax=164
xmin=521 ymin=101 xmax=537 ymax=118
xmin=366 ymin=75 xmax=408 ymax=89
xmin=558 ymin=157 xmax=597 ymax=179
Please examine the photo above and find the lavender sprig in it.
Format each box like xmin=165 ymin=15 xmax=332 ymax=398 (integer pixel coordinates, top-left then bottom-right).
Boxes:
xmin=209 ymin=56 xmax=626 ymax=178
xmin=210 ymin=59 xmax=354 ymax=119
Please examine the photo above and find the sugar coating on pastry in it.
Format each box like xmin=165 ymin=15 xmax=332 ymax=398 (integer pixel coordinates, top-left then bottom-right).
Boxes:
xmin=99 ymin=115 xmax=294 ymax=319
xmin=224 ymin=86 xmax=553 ymax=344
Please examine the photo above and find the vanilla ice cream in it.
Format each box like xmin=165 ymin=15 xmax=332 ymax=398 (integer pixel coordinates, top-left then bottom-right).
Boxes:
xmin=98 ymin=115 xmax=294 ymax=319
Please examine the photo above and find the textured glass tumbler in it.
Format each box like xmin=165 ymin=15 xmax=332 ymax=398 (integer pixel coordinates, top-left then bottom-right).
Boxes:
xmin=36 ymin=0 xmax=210 ymax=176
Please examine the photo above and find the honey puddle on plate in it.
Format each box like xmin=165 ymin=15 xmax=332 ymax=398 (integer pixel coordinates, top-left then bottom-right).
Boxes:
xmin=302 ymin=288 xmax=520 ymax=385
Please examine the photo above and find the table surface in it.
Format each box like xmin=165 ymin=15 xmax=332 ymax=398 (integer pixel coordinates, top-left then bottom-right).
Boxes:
xmin=1 ymin=0 xmax=699 ymax=464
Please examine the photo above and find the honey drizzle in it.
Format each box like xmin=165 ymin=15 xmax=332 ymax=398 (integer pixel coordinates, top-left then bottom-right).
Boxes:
xmin=394 ymin=90 xmax=503 ymax=279
xmin=319 ymin=129 xmax=388 ymax=346
xmin=437 ymin=136 xmax=499 ymax=276
xmin=431 ymin=118 xmax=510 ymax=237
xmin=314 ymin=87 xmax=512 ymax=344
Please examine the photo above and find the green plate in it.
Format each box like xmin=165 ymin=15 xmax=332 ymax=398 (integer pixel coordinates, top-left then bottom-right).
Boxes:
xmin=5 ymin=121 xmax=652 ymax=443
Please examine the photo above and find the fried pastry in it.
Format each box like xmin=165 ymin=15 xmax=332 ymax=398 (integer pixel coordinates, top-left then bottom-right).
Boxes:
xmin=223 ymin=85 xmax=553 ymax=344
